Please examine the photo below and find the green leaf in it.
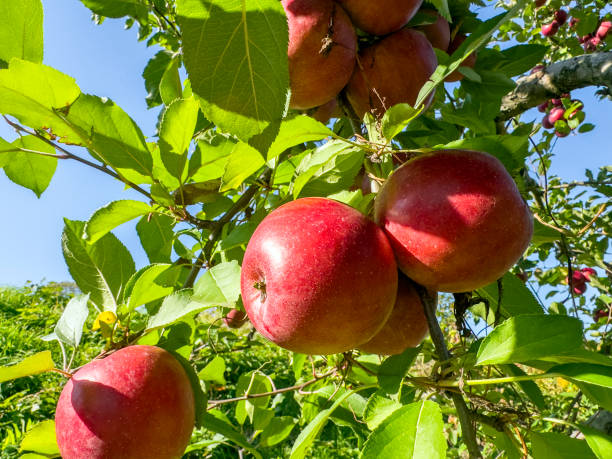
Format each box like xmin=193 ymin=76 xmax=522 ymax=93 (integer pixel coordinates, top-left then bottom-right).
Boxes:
xmin=198 ymin=355 xmax=226 ymax=385
xmin=79 ymin=0 xmax=148 ymax=19
xmin=501 ymin=364 xmax=546 ymax=410
xmin=126 ymin=264 xmax=174 ymax=311
xmin=290 ymin=388 xmax=364 ymax=459
xmin=549 ymin=364 xmax=612 ymax=388
xmin=54 ymin=294 xmax=90 ymax=348
xmin=84 ymin=200 xmax=154 ymax=244
xmin=378 ymin=346 xmax=420 ymax=395
xmin=579 ymin=424 xmax=612 ymax=459
xmin=159 ymin=58 xmax=183 ymax=106
xmin=0 ymin=351 xmax=55 ymax=383
xmin=193 ymin=261 xmax=242 ymax=306
xmin=427 ymin=0 xmax=450 ymax=21
xmin=189 ymin=135 xmax=235 ymax=182
xmin=495 ymin=44 xmax=548 ymax=77
xmin=220 ymin=141 xmax=265 ymax=191
xmin=440 ymin=135 xmax=529 ymax=172
xmin=259 ymin=416 xmax=296 ymax=447
xmin=63 ymin=94 xmax=154 ymax=184
xmin=0 ymin=136 xmax=10 ymax=168
xmin=476 ymin=315 xmax=583 ymax=365
xmin=475 ymin=272 xmax=544 ymax=320
xmin=0 ymin=0 xmax=43 ymax=65
xmin=235 ymin=371 xmax=273 ymax=425
xmin=531 ymin=431 xmax=596 ymax=459
xmin=538 ymin=348 xmax=612 ymax=367
xmin=143 ymin=50 xmax=173 ymax=108
xmin=177 ymin=0 xmax=289 ymax=142
xmin=532 ymin=220 xmax=567 ymax=244
xmin=202 ymin=410 xmax=262 ymax=459
xmin=174 ymin=180 xmax=221 ymax=206
xmin=267 ymin=115 xmax=332 ymax=160
xmin=363 ymin=390 xmax=402 ymax=431
xmin=362 ymin=400 xmax=447 ymax=459
xmin=0 ymin=59 xmax=80 ymax=132
xmin=136 ymin=214 xmax=175 ymax=264
xmin=159 ymin=97 xmax=199 ymax=182
xmin=578 ymin=382 xmax=612 ymax=411
xmin=3 ymin=136 xmax=57 ymax=197
xmin=20 ymin=420 xmax=59 ymax=456
xmin=146 ymin=290 xmax=214 ymax=331
xmin=381 ymin=104 xmax=422 ymax=140
xmin=62 ymin=219 xmax=135 ymax=312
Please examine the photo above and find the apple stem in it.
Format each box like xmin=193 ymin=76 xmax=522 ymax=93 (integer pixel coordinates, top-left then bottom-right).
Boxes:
xmin=413 ymin=283 xmax=483 ymax=459
xmin=51 ymin=368 xmax=73 ymax=379
xmin=253 ymin=281 xmax=267 ymax=303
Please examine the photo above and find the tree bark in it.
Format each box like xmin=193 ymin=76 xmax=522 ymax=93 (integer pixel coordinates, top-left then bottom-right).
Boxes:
xmin=499 ymin=51 xmax=612 ymax=121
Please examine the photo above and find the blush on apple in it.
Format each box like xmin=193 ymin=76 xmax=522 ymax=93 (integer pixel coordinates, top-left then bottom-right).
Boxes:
xmin=415 ymin=9 xmax=451 ymax=51
xmin=346 ymin=28 xmax=437 ymax=118
xmin=283 ymin=0 xmax=357 ymax=109
xmin=55 ymin=345 xmax=195 ymax=459
xmin=359 ymin=273 xmax=434 ymax=355
xmin=337 ymin=0 xmax=423 ymax=36
xmin=241 ymin=197 xmax=398 ymax=355
xmin=374 ymin=149 xmax=533 ymax=293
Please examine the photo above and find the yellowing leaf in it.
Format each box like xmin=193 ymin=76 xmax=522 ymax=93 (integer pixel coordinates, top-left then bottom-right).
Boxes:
xmin=0 ymin=351 xmax=55 ymax=383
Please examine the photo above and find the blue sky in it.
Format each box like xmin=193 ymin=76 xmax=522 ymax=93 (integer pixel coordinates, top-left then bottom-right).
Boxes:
xmin=0 ymin=1 xmax=610 ymax=286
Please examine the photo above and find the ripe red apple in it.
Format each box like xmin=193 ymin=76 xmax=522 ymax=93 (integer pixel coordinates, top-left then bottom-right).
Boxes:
xmin=241 ymin=197 xmax=398 ymax=354
xmin=346 ymin=28 xmax=437 ymax=118
xmin=223 ymin=309 xmax=248 ymax=328
xmin=283 ymin=0 xmax=357 ymax=109
xmin=374 ymin=150 xmax=533 ymax=293
xmin=581 ymin=267 xmax=597 ymax=281
xmin=55 ymin=346 xmax=195 ymax=459
xmin=593 ymin=308 xmax=609 ymax=322
xmin=541 ymin=21 xmax=560 ymax=37
xmin=537 ymin=101 xmax=549 ymax=113
xmin=359 ymin=273 xmax=434 ymax=355
xmin=542 ymin=114 xmax=554 ymax=129
xmin=548 ymin=107 xmax=565 ymax=124
xmin=554 ymin=10 xmax=568 ymax=26
xmin=310 ymin=97 xmax=340 ymax=124
xmin=415 ymin=9 xmax=451 ymax=51
xmin=597 ymin=21 xmax=612 ymax=39
xmin=337 ymin=0 xmax=423 ymax=36
xmin=444 ymin=34 xmax=477 ymax=83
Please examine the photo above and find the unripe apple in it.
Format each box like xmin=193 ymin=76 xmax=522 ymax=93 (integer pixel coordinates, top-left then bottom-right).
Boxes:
xmin=359 ymin=273 xmax=434 ymax=355
xmin=374 ymin=150 xmax=533 ymax=293
xmin=223 ymin=309 xmax=248 ymax=328
xmin=337 ymin=0 xmax=423 ymax=36
xmin=554 ymin=10 xmax=568 ymax=26
xmin=597 ymin=21 xmax=612 ymax=39
xmin=415 ymin=9 xmax=451 ymax=51
xmin=541 ymin=21 xmax=559 ymax=37
xmin=346 ymin=28 xmax=437 ymax=118
xmin=444 ymin=34 xmax=477 ymax=83
xmin=548 ymin=107 xmax=565 ymax=124
xmin=283 ymin=0 xmax=357 ymax=109
xmin=241 ymin=197 xmax=398 ymax=354
xmin=55 ymin=346 xmax=195 ymax=459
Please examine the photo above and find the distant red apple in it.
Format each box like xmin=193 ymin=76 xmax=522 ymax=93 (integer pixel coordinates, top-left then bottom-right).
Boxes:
xmin=535 ymin=0 xmax=547 ymax=8
xmin=55 ymin=346 xmax=195 ymax=459
xmin=374 ymin=150 xmax=533 ymax=292
xmin=283 ymin=0 xmax=357 ymax=109
xmin=415 ymin=9 xmax=451 ymax=51
xmin=581 ymin=267 xmax=597 ymax=281
xmin=597 ymin=21 xmax=612 ymax=39
xmin=241 ymin=197 xmax=398 ymax=354
xmin=541 ymin=21 xmax=559 ymax=37
xmin=566 ymin=270 xmax=587 ymax=295
xmin=554 ymin=10 xmax=568 ymax=26
xmin=537 ymin=102 xmax=549 ymax=113
xmin=359 ymin=273 xmax=434 ymax=355
xmin=346 ymin=28 xmax=437 ymax=118
xmin=593 ymin=308 xmax=609 ymax=322
xmin=548 ymin=107 xmax=565 ymax=124
xmin=445 ymin=34 xmax=477 ymax=82
xmin=542 ymin=114 xmax=554 ymax=129
xmin=337 ymin=0 xmax=423 ymax=36
xmin=223 ymin=309 xmax=248 ymax=328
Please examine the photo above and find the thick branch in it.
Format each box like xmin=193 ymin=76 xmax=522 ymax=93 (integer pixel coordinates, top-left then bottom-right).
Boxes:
xmin=413 ymin=284 xmax=482 ymax=458
xmin=499 ymin=51 xmax=612 ymax=120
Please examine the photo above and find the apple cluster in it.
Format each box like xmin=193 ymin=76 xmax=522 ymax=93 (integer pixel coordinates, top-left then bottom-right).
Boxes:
xmin=282 ymin=0 xmax=474 ymax=120
xmin=537 ymin=93 xmax=585 ymax=138
xmin=579 ymin=20 xmax=611 ymax=52
xmin=566 ymin=267 xmax=597 ymax=296
xmin=541 ymin=9 xmax=568 ymax=37
xmin=240 ymin=149 xmax=533 ymax=357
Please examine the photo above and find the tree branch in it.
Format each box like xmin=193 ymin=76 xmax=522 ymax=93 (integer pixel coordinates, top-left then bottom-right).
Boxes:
xmin=413 ymin=284 xmax=482 ymax=458
xmin=499 ymin=51 xmax=612 ymax=121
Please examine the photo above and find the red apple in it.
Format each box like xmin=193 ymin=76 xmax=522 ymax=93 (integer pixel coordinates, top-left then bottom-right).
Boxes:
xmin=415 ymin=9 xmax=451 ymax=51
xmin=593 ymin=308 xmax=609 ymax=322
xmin=566 ymin=270 xmax=587 ymax=295
xmin=597 ymin=21 xmax=612 ymax=39
xmin=241 ymin=197 xmax=398 ymax=354
xmin=548 ymin=107 xmax=565 ymax=124
xmin=541 ymin=21 xmax=559 ymax=37
xmin=374 ymin=150 xmax=533 ymax=293
xmin=310 ymin=97 xmax=340 ymax=124
xmin=444 ymin=34 xmax=477 ymax=83
xmin=337 ymin=0 xmax=423 ymax=36
xmin=223 ymin=309 xmax=248 ymax=328
xmin=55 ymin=345 xmax=195 ymax=459
xmin=535 ymin=0 xmax=547 ymax=8
xmin=537 ymin=101 xmax=549 ymax=113
xmin=283 ymin=0 xmax=357 ymax=109
xmin=554 ymin=10 xmax=568 ymax=26
xmin=359 ymin=273 xmax=434 ymax=355
xmin=581 ymin=267 xmax=597 ymax=281
xmin=542 ymin=114 xmax=554 ymax=129
xmin=346 ymin=28 xmax=437 ymax=118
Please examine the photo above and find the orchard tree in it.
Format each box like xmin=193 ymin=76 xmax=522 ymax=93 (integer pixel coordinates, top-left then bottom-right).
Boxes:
xmin=1 ymin=0 xmax=611 ymax=458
